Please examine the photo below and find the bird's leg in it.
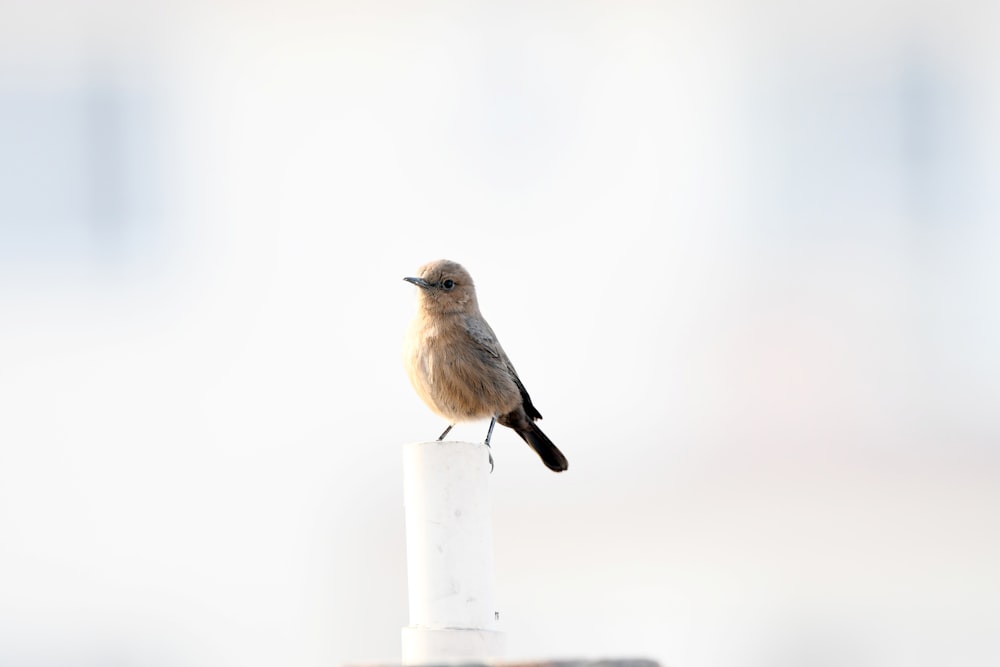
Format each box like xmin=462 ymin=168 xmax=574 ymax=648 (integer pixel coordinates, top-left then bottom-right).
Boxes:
xmin=437 ymin=424 xmax=454 ymax=441
xmin=484 ymin=417 xmax=497 ymax=446
xmin=484 ymin=417 xmax=496 ymax=472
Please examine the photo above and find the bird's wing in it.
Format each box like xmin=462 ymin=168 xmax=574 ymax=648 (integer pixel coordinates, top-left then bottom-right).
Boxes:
xmin=462 ymin=315 xmax=504 ymax=361
xmin=511 ymin=372 xmax=543 ymax=421
xmin=463 ymin=315 xmax=543 ymax=421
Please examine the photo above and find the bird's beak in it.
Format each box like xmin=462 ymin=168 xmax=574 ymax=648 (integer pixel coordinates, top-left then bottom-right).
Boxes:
xmin=403 ymin=276 xmax=432 ymax=289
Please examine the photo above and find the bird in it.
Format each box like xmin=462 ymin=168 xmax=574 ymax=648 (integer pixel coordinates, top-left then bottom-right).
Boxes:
xmin=403 ymin=259 xmax=568 ymax=473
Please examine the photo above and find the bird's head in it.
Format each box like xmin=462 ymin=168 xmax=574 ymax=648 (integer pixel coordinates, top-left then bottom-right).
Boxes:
xmin=404 ymin=259 xmax=478 ymax=313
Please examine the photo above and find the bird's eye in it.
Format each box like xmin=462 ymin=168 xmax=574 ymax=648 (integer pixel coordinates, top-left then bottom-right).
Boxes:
xmin=441 ymin=279 xmax=455 ymax=290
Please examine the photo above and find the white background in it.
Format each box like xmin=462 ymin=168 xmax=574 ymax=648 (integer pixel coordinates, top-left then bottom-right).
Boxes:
xmin=1 ymin=2 xmax=998 ymax=666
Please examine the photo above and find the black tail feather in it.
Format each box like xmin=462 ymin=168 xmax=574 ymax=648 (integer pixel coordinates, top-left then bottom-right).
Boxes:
xmin=518 ymin=422 xmax=568 ymax=472
xmin=498 ymin=408 xmax=568 ymax=472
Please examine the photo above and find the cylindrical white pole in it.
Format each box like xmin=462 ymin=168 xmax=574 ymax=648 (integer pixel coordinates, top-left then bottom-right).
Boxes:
xmin=401 ymin=441 xmax=505 ymax=665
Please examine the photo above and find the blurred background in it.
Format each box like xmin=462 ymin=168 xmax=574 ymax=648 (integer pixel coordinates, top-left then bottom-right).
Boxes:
xmin=1 ymin=1 xmax=998 ymax=666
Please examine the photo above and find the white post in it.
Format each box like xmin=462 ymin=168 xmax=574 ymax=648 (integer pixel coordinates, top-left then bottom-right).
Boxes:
xmin=401 ymin=441 xmax=505 ymax=665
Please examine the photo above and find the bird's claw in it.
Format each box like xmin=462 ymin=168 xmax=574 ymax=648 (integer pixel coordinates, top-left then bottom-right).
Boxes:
xmin=488 ymin=450 xmax=494 ymax=473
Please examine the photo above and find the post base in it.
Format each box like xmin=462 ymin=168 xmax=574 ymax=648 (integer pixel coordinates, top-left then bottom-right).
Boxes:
xmin=401 ymin=626 xmax=505 ymax=666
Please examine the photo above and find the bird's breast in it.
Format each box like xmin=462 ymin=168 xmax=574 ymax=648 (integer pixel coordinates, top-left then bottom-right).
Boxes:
xmin=404 ymin=314 xmax=519 ymax=422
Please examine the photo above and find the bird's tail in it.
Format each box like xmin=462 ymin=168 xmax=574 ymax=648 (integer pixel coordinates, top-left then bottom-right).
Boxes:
xmin=517 ymin=422 xmax=568 ymax=473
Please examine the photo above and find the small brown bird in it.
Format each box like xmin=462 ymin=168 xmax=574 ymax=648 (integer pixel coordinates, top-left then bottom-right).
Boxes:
xmin=403 ymin=259 xmax=568 ymax=472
